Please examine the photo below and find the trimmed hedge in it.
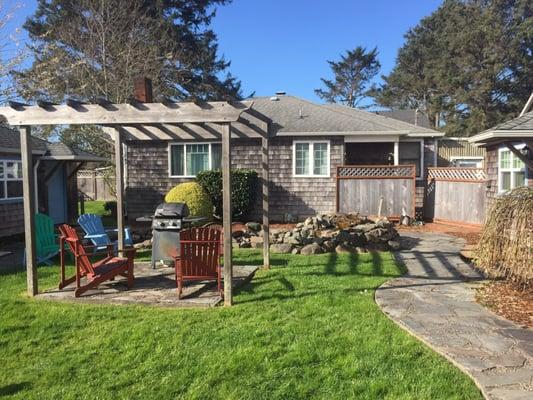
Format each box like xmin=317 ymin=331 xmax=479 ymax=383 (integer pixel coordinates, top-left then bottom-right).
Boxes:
xmin=165 ymin=182 xmax=213 ymax=218
xmin=196 ymin=169 xmax=258 ymax=220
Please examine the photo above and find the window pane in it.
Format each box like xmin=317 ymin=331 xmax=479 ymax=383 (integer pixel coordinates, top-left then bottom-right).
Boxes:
xmin=0 ymin=162 xmax=4 ymax=179
xmin=501 ymin=172 xmax=511 ymax=190
xmin=7 ymin=181 xmax=23 ymax=198
xmin=313 ymin=143 xmax=328 ymax=175
xmin=170 ymin=145 xmax=184 ymax=176
xmin=399 ymin=142 xmax=421 ymax=176
xmin=211 ymin=143 xmax=222 ymax=169
xmin=186 ymin=144 xmax=209 ymax=176
xmin=6 ymin=162 xmax=18 ymax=179
xmin=0 ymin=182 xmax=4 ymax=199
xmin=500 ymin=150 xmax=510 ymax=168
xmin=514 ymin=171 xmax=525 ymax=188
xmin=295 ymin=143 xmax=309 ymax=175
xmin=512 ymin=155 xmax=524 ymax=169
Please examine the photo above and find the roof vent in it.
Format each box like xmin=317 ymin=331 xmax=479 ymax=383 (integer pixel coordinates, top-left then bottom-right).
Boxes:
xmin=275 ymin=91 xmax=286 ymax=96
xmin=270 ymin=96 xmax=279 ymax=101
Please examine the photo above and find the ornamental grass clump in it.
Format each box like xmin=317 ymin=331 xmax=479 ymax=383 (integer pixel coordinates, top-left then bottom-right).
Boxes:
xmin=475 ymin=186 xmax=533 ymax=288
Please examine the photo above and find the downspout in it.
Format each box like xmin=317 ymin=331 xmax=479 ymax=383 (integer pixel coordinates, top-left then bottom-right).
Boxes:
xmin=33 ymin=159 xmax=40 ymax=213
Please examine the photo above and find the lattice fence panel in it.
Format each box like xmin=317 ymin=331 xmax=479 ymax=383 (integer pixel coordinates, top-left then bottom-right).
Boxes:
xmin=427 ymin=167 xmax=487 ymax=182
xmin=338 ymin=165 xmax=415 ymax=178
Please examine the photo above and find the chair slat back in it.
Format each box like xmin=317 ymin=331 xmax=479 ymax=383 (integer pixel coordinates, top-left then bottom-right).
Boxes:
xmin=35 ymin=214 xmax=56 ymax=255
xmin=58 ymin=224 xmax=95 ymax=275
xmin=78 ymin=214 xmax=110 ymax=248
xmin=180 ymin=228 xmax=221 ymax=278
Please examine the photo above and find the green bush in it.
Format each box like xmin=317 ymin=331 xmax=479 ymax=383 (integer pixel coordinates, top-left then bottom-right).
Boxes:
xmin=165 ymin=182 xmax=213 ymax=218
xmin=196 ymin=169 xmax=258 ymax=220
xmin=103 ymin=201 xmax=117 ymax=217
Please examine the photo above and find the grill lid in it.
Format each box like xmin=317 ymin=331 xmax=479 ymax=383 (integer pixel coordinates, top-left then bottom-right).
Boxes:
xmin=154 ymin=202 xmax=190 ymax=218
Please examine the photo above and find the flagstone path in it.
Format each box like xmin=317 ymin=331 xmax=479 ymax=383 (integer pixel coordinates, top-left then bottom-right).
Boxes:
xmin=375 ymin=232 xmax=533 ymax=400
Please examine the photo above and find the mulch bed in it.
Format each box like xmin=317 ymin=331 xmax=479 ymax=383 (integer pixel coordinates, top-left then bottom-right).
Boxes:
xmin=475 ymin=281 xmax=533 ymax=328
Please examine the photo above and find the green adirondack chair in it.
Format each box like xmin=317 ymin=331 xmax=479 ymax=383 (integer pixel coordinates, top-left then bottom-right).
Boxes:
xmin=24 ymin=213 xmax=60 ymax=265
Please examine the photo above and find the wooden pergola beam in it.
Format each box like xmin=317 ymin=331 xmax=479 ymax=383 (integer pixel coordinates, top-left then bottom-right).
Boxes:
xmin=504 ymin=142 xmax=533 ymax=171
xmin=0 ymin=101 xmax=253 ymax=126
xmin=222 ymin=123 xmax=233 ymax=306
xmin=114 ymin=127 xmax=125 ymax=251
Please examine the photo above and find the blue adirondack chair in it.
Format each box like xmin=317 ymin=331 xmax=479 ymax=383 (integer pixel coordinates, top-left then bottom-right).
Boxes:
xmin=23 ymin=213 xmax=60 ymax=266
xmin=77 ymin=214 xmax=132 ymax=252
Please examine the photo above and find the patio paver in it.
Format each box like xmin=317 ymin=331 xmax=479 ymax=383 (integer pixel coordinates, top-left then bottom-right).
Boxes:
xmin=38 ymin=262 xmax=258 ymax=308
xmin=375 ymin=232 xmax=533 ymax=400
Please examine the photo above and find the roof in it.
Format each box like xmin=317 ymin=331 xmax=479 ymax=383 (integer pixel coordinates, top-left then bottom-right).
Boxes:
xmin=469 ymin=110 xmax=533 ymax=145
xmin=374 ymin=109 xmax=432 ymax=129
xmin=249 ymin=95 xmax=442 ymax=137
xmin=0 ymin=124 xmax=106 ymax=162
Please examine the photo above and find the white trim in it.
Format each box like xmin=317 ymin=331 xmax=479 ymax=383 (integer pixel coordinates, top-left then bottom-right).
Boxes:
xmin=497 ymin=144 xmax=528 ymax=193
xmin=469 ymin=130 xmax=533 ymax=143
xmin=393 ymin=140 xmax=399 ymax=165
xmin=345 ymin=134 xmax=400 ymax=143
xmin=0 ymin=159 xmax=24 ymax=201
xmin=292 ymin=140 xmax=330 ymax=178
xmin=168 ymin=142 xmax=220 ymax=178
xmin=277 ymin=130 xmax=444 ymax=138
xmin=450 ymin=156 xmax=484 ymax=168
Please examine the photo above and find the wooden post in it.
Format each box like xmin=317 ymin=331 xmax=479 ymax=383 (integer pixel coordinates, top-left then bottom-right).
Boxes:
xmin=20 ymin=126 xmax=38 ymax=296
xmin=222 ymin=123 xmax=233 ymax=306
xmin=261 ymin=125 xmax=270 ymax=269
xmin=114 ymin=127 xmax=125 ymax=251
xmin=393 ymin=141 xmax=399 ymax=165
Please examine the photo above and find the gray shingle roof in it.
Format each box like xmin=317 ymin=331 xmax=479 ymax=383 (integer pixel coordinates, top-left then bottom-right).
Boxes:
xmin=250 ymin=95 xmax=440 ymax=135
xmin=488 ymin=110 xmax=533 ymax=132
xmin=375 ymin=109 xmax=432 ymax=129
xmin=0 ymin=125 xmax=48 ymax=152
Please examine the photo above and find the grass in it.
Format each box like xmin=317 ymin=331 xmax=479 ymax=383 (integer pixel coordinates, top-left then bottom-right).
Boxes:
xmin=0 ymin=250 xmax=482 ymax=399
xmin=79 ymin=200 xmax=116 ymax=227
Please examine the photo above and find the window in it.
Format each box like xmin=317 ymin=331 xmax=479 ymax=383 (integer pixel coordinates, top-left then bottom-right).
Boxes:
xmin=0 ymin=160 xmax=23 ymax=200
xmin=399 ymin=141 xmax=423 ymax=177
xmin=451 ymin=157 xmax=483 ymax=168
xmin=169 ymin=143 xmax=221 ymax=177
xmin=498 ymin=146 xmax=526 ymax=192
xmin=293 ymin=141 xmax=330 ymax=177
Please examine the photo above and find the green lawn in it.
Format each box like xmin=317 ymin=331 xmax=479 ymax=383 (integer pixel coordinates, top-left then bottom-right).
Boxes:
xmin=0 ymin=250 xmax=482 ymax=400
xmin=79 ymin=200 xmax=116 ymax=227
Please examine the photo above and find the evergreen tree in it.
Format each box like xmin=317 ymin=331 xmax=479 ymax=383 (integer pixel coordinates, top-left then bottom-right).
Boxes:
xmin=315 ymin=46 xmax=380 ymax=108
xmin=373 ymin=0 xmax=532 ymax=136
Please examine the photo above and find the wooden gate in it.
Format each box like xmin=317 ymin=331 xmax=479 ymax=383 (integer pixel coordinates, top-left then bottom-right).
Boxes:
xmin=336 ymin=165 xmax=416 ymax=219
xmin=426 ymin=167 xmax=487 ymax=226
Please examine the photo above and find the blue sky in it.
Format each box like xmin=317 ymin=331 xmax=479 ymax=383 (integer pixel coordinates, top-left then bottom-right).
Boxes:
xmin=9 ymin=0 xmax=443 ymax=105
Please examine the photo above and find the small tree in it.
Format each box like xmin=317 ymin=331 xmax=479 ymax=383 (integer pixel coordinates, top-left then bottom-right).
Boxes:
xmin=315 ymin=46 xmax=380 ymax=108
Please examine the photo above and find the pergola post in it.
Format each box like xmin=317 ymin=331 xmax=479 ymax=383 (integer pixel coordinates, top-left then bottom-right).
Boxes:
xmin=20 ymin=126 xmax=38 ymax=296
xmin=222 ymin=123 xmax=233 ymax=306
xmin=261 ymin=123 xmax=270 ymax=269
xmin=114 ymin=127 xmax=125 ymax=251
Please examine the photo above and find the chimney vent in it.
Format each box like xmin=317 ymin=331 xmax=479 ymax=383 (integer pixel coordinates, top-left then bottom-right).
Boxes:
xmin=134 ymin=77 xmax=153 ymax=103
xmin=275 ymin=91 xmax=286 ymax=96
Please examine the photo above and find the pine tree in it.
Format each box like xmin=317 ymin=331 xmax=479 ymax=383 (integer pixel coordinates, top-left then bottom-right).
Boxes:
xmin=315 ymin=46 xmax=380 ymax=108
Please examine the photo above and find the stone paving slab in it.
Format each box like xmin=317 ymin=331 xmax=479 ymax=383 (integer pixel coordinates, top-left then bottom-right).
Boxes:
xmin=38 ymin=262 xmax=258 ymax=308
xmin=375 ymin=232 xmax=533 ymax=400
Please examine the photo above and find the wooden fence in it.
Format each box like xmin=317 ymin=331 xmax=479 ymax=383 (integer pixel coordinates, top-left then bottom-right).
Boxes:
xmin=77 ymin=169 xmax=116 ymax=201
xmin=425 ymin=167 xmax=487 ymax=226
xmin=336 ymin=165 xmax=416 ymax=219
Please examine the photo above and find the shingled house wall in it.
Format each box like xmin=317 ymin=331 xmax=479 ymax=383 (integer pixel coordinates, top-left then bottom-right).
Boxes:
xmin=0 ymin=153 xmax=24 ymax=238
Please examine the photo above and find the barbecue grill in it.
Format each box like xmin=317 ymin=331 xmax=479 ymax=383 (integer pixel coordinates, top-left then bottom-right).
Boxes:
xmin=150 ymin=202 xmax=189 ymax=268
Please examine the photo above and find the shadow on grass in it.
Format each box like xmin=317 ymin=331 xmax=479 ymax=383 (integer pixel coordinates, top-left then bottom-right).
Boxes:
xmin=0 ymin=382 xmax=31 ymax=396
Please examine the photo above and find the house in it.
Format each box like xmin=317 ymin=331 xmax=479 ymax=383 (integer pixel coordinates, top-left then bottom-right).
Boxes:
xmin=0 ymin=126 xmax=105 ymax=238
xmin=124 ymin=93 xmax=444 ymax=222
xmin=437 ymin=137 xmax=486 ymax=168
xmin=375 ymin=109 xmax=432 ymax=129
xmin=468 ymin=109 xmax=533 ymax=206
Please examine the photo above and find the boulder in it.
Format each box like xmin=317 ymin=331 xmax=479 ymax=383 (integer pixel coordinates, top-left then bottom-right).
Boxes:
xmin=246 ymin=222 xmax=262 ymax=232
xmin=387 ymin=240 xmax=401 ymax=251
xmin=270 ymin=243 xmax=294 ymax=254
xmin=335 ymin=243 xmax=354 ymax=254
xmin=300 ymin=242 xmax=323 ymax=255
xmin=291 ymin=247 xmax=301 ymax=254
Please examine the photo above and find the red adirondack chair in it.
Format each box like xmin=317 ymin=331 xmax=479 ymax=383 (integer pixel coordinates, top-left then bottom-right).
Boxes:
xmin=174 ymin=227 xmax=222 ymax=299
xmin=58 ymin=224 xmax=135 ymax=297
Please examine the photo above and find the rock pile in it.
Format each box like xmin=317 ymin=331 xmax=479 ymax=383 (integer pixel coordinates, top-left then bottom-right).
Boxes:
xmin=233 ymin=213 xmax=401 ymax=254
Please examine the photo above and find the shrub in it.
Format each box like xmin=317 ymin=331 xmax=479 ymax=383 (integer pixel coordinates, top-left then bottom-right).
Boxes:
xmin=165 ymin=182 xmax=213 ymax=218
xmin=475 ymin=186 xmax=533 ymax=288
xmin=196 ymin=169 xmax=258 ymax=221
xmin=103 ymin=201 xmax=117 ymax=217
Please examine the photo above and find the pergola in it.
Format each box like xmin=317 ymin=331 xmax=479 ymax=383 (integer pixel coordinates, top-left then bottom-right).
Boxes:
xmin=0 ymin=96 xmax=271 ymax=306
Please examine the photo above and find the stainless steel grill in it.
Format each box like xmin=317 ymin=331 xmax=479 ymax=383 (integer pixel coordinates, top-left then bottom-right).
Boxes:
xmin=151 ymin=202 xmax=189 ymax=268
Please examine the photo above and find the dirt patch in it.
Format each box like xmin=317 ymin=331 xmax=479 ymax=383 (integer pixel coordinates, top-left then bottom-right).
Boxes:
xmin=476 ymin=281 xmax=533 ymax=328
xmin=398 ymin=222 xmax=481 ymax=245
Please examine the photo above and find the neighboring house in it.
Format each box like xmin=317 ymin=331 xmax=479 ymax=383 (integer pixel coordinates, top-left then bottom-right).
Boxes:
xmin=437 ymin=137 xmax=486 ymax=168
xmin=0 ymin=126 xmax=105 ymax=238
xmin=469 ymin=110 xmax=533 ymax=206
xmin=375 ymin=109 xmax=432 ymax=129
xmin=124 ymin=94 xmax=444 ymax=221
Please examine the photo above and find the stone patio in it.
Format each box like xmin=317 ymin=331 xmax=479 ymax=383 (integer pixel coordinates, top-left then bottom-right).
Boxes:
xmin=38 ymin=262 xmax=258 ymax=308
xmin=376 ymin=232 xmax=533 ymax=400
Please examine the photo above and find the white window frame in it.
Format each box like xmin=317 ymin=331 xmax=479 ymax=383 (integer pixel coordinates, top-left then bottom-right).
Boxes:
xmin=450 ymin=156 xmax=484 ymax=168
xmin=498 ymin=144 xmax=527 ymax=193
xmin=0 ymin=159 xmax=23 ymax=201
xmin=398 ymin=139 xmax=424 ymax=180
xmin=168 ymin=142 xmax=220 ymax=178
xmin=292 ymin=140 xmax=330 ymax=178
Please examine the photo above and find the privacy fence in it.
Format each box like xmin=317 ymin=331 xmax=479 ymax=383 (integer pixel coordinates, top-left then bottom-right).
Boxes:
xmin=425 ymin=167 xmax=487 ymax=226
xmin=77 ymin=169 xmax=116 ymax=201
xmin=336 ymin=165 xmax=416 ymax=219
